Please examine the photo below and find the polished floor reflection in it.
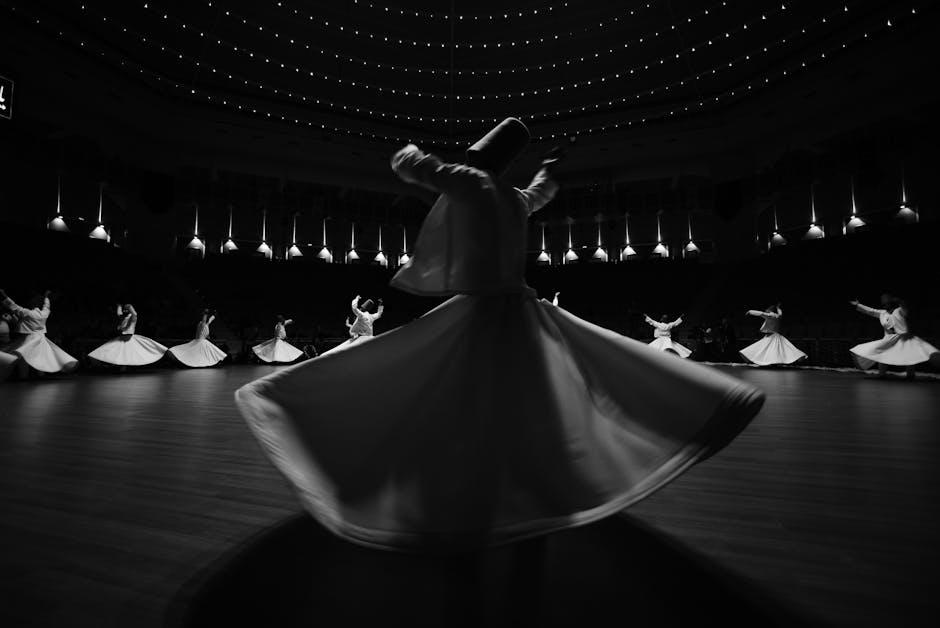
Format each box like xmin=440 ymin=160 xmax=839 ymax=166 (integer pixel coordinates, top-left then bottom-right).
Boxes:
xmin=1 ymin=366 xmax=937 ymax=627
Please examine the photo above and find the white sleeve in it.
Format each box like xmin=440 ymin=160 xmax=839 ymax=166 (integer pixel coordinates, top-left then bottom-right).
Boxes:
xmin=855 ymin=303 xmax=883 ymax=319
xmin=390 ymin=144 xmax=483 ymax=196
xmin=517 ymin=168 xmax=559 ymax=215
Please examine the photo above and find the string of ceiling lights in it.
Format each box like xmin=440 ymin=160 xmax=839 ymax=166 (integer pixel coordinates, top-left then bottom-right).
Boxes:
xmin=218 ymin=0 xmax=664 ymax=49
xmin=340 ymin=0 xmax=570 ymax=21
xmin=7 ymin=2 xmax=925 ymax=147
xmin=134 ymin=0 xmax=823 ymax=102
xmin=194 ymin=0 xmax=732 ymax=79
xmin=2 ymin=5 xmax=442 ymax=147
xmin=76 ymin=2 xmax=847 ymax=128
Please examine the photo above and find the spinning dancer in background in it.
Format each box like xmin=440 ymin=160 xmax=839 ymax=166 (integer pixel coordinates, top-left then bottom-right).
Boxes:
xmin=739 ymin=302 xmax=807 ymax=366
xmin=349 ymin=296 xmax=383 ymax=340
xmin=88 ymin=304 xmax=168 ymax=367
xmin=849 ymin=295 xmax=939 ymax=380
xmin=644 ymin=313 xmax=692 ymax=358
xmin=235 ymin=118 xmax=764 ymax=552
xmin=323 ymin=295 xmax=385 ymax=356
xmin=252 ymin=314 xmax=303 ymax=364
xmin=168 ymin=309 xmax=228 ymax=368
xmin=0 ymin=288 xmax=79 ymax=376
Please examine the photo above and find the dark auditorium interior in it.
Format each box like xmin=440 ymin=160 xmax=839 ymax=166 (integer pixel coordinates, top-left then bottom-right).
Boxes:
xmin=1 ymin=1 xmax=938 ymax=627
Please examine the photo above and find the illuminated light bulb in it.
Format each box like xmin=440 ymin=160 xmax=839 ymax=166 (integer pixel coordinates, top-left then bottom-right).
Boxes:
xmin=685 ymin=241 xmax=699 ymax=254
xmin=398 ymin=252 xmax=410 ymax=265
xmin=652 ymin=242 xmax=668 ymax=257
xmin=374 ymin=250 xmax=388 ymax=267
xmin=288 ymin=243 xmax=303 ymax=258
xmin=564 ymin=248 xmax=579 ymax=263
xmin=223 ymin=238 xmax=238 ymax=252
xmin=536 ymin=250 xmax=551 ymax=264
xmin=317 ymin=247 xmax=333 ymax=262
xmin=771 ymin=232 xmax=787 ymax=247
xmin=592 ymin=246 xmax=608 ymax=261
xmin=256 ymin=241 xmax=272 ymax=256
xmin=346 ymin=248 xmax=360 ymax=262
xmin=620 ymin=245 xmax=637 ymax=260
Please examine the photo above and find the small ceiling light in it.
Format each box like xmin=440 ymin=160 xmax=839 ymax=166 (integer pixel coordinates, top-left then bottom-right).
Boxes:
xmin=652 ymin=214 xmax=667 ymax=257
xmin=563 ymin=223 xmax=578 ymax=263
xmin=591 ymin=223 xmax=608 ymax=261
xmin=770 ymin=208 xmax=786 ymax=246
xmin=257 ymin=209 xmax=272 ymax=258
xmin=621 ymin=214 xmax=636 ymax=260
xmin=845 ymin=177 xmax=865 ymax=232
xmin=89 ymin=183 xmax=109 ymax=241
xmin=897 ymin=170 xmax=918 ymax=223
xmin=48 ymin=176 xmax=69 ymax=232
xmin=288 ymin=214 xmax=303 ymax=258
xmin=804 ymin=185 xmax=825 ymax=239
xmin=223 ymin=205 xmax=238 ymax=252
xmin=684 ymin=214 xmax=699 ymax=255
xmin=374 ymin=226 xmax=387 ymax=267
xmin=346 ymin=222 xmax=359 ymax=263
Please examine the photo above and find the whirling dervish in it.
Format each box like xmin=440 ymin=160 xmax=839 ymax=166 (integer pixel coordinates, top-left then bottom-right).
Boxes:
xmin=88 ymin=304 xmax=168 ymax=367
xmin=168 ymin=309 xmax=228 ymax=368
xmin=252 ymin=314 xmax=303 ymax=364
xmin=325 ymin=295 xmax=385 ymax=356
xmin=849 ymin=294 xmax=938 ymax=379
xmin=644 ymin=313 xmax=692 ymax=358
xmin=235 ymin=118 xmax=764 ymax=553
xmin=739 ymin=302 xmax=807 ymax=366
xmin=0 ymin=288 xmax=79 ymax=375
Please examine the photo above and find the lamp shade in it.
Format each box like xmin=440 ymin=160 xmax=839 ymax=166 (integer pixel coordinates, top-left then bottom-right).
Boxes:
xmin=48 ymin=216 xmax=69 ymax=232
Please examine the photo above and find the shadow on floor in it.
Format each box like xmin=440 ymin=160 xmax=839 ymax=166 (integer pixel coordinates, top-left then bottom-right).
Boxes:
xmin=165 ymin=513 xmax=821 ymax=628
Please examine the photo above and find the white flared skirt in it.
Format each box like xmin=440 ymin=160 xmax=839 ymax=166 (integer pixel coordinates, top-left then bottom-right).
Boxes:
xmin=168 ymin=338 xmax=228 ymax=368
xmin=235 ymin=294 xmax=765 ymax=552
xmin=4 ymin=333 xmax=79 ymax=374
xmin=88 ymin=334 xmax=168 ymax=366
xmin=739 ymin=332 xmax=807 ymax=366
xmin=0 ymin=350 xmax=17 ymax=381
xmin=252 ymin=338 xmax=304 ymax=364
xmin=850 ymin=333 xmax=939 ymax=369
xmin=648 ymin=336 xmax=692 ymax=359
xmin=320 ymin=335 xmax=375 ymax=357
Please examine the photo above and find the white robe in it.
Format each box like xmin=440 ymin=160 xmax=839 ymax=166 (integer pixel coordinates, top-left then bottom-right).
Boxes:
xmin=645 ymin=316 xmax=692 ymax=359
xmin=169 ymin=316 xmax=228 ymax=368
xmin=1 ymin=297 xmax=79 ymax=374
xmin=234 ymin=144 xmax=765 ymax=552
xmin=850 ymin=304 xmax=939 ymax=368
xmin=739 ymin=309 xmax=807 ymax=366
xmin=253 ymin=320 xmax=303 ymax=364
xmin=349 ymin=298 xmax=384 ymax=338
xmin=88 ymin=306 xmax=168 ymax=366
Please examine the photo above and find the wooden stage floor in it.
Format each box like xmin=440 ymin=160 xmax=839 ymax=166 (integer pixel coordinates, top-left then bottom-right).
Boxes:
xmin=0 ymin=365 xmax=937 ymax=627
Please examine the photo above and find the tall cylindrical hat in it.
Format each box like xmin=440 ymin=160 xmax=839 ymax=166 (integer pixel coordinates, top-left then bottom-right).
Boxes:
xmin=466 ymin=117 xmax=530 ymax=175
